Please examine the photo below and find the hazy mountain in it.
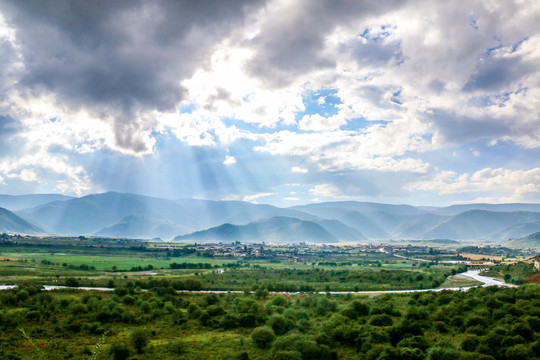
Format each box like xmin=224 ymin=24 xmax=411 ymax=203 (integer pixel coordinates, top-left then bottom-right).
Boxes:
xmin=505 ymin=232 xmax=540 ymax=249
xmin=174 ymin=198 xmax=318 ymax=228
xmin=17 ymin=192 xmax=318 ymax=239
xmin=292 ymin=201 xmax=425 ymax=217
xmin=11 ymin=192 xmax=540 ymax=243
xmin=422 ymin=210 xmax=540 ymax=240
xmin=0 ymin=207 xmax=43 ymax=234
xmin=314 ymin=219 xmax=366 ymax=242
xmin=489 ymin=221 xmax=540 ymax=241
xmin=0 ymin=194 xmax=74 ymax=211
xmin=392 ymin=213 xmax=449 ymax=239
xmin=336 ymin=211 xmax=389 ymax=239
xmin=94 ymin=214 xmax=191 ymax=240
xmin=17 ymin=192 xmax=195 ymax=235
xmin=174 ymin=217 xmax=338 ymax=244
xmin=422 ymin=203 xmax=540 ymax=216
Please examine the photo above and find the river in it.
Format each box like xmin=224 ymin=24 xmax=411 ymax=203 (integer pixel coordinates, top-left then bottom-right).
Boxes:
xmin=0 ymin=269 xmax=513 ymax=294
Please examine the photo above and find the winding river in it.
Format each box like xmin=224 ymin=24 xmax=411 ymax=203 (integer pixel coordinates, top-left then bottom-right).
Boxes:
xmin=0 ymin=269 xmax=513 ymax=294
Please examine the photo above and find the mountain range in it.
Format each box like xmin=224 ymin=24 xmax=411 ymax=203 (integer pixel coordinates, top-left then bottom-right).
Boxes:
xmin=2 ymin=192 xmax=540 ymax=246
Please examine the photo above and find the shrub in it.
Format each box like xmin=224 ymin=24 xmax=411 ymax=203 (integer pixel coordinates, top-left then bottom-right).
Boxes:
xmin=251 ymin=326 xmax=276 ymax=349
xmin=268 ymin=314 xmax=293 ymax=336
xmin=168 ymin=339 xmax=186 ymax=354
xmin=109 ymin=343 xmax=130 ymax=360
xmin=271 ymin=350 xmax=302 ymax=360
xmin=65 ymin=278 xmax=80 ymax=287
xmin=369 ymin=314 xmax=393 ymax=327
xmin=130 ymin=328 xmax=149 ymax=353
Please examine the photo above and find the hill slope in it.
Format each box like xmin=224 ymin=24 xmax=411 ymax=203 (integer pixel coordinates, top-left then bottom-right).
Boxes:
xmin=0 ymin=194 xmax=73 ymax=211
xmin=174 ymin=217 xmax=338 ymax=244
xmin=0 ymin=207 xmax=43 ymax=234
xmin=94 ymin=214 xmax=191 ymax=240
xmin=505 ymin=232 xmax=540 ymax=248
xmin=422 ymin=210 xmax=540 ymax=240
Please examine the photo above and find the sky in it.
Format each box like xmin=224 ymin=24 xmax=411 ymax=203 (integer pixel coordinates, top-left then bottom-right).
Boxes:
xmin=0 ymin=0 xmax=539 ymax=207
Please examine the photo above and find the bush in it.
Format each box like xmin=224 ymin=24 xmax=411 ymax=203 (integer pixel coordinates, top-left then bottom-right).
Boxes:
xmin=251 ymin=326 xmax=276 ymax=349
xmin=268 ymin=314 xmax=293 ymax=336
xmin=168 ymin=339 xmax=186 ymax=354
xmin=350 ymin=300 xmax=370 ymax=316
xmin=109 ymin=343 xmax=130 ymax=360
xmin=461 ymin=335 xmax=479 ymax=352
xmin=65 ymin=278 xmax=80 ymax=287
xmin=271 ymin=350 xmax=302 ymax=360
xmin=130 ymin=328 xmax=149 ymax=353
xmin=369 ymin=314 xmax=393 ymax=327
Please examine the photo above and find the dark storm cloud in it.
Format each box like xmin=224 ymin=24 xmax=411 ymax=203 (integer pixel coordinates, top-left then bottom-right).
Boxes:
xmin=429 ymin=109 xmax=511 ymax=144
xmin=245 ymin=0 xmax=400 ymax=88
xmin=0 ymin=0 xmax=265 ymax=152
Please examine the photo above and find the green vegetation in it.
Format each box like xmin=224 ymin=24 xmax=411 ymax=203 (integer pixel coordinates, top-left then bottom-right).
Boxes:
xmin=481 ymin=262 xmax=536 ymax=285
xmin=505 ymin=232 xmax=540 ymax=249
xmin=2 ymin=283 xmax=540 ymax=359
xmin=1 ymin=234 xmax=539 ymax=359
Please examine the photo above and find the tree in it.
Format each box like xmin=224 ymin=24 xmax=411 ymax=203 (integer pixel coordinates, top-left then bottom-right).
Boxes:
xmin=65 ymin=278 xmax=79 ymax=287
xmin=130 ymin=328 xmax=149 ymax=353
xmin=109 ymin=343 xmax=130 ymax=360
xmin=251 ymin=326 xmax=276 ymax=349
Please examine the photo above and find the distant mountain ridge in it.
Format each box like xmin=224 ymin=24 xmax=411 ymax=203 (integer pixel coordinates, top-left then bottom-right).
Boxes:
xmin=4 ymin=192 xmax=540 ymax=244
xmin=0 ymin=194 xmax=73 ymax=211
xmin=0 ymin=207 xmax=43 ymax=234
xmin=174 ymin=217 xmax=338 ymax=244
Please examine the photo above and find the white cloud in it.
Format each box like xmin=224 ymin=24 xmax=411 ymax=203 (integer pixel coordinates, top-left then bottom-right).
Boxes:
xmin=309 ymin=184 xmax=343 ymax=198
xmin=299 ymin=113 xmax=346 ymax=131
xmin=0 ymin=149 xmax=93 ymax=196
xmin=408 ymin=167 xmax=540 ymax=202
xmin=256 ymin=127 xmax=431 ymax=173
xmin=223 ymin=155 xmax=237 ymax=165
xmin=243 ymin=192 xmax=275 ymax=202
xmin=18 ymin=169 xmax=37 ymax=182
xmin=291 ymin=166 xmax=308 ymax=174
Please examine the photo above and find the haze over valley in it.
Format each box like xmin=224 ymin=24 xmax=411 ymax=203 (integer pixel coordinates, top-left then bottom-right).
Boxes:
xmin=2 ymin=192 xmax=540 ymax=247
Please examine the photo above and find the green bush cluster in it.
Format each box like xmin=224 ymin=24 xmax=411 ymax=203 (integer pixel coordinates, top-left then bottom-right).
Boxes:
xmin=1 ymin=283 xmax=540 ymax=359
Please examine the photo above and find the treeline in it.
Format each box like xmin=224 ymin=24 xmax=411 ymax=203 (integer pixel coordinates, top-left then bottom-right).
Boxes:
xmin=193 ymin=267 xmax=460 ymax=292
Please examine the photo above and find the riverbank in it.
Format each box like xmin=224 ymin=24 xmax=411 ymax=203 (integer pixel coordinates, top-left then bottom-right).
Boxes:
xmin=0 ymin=269 xmax=512 ymax=294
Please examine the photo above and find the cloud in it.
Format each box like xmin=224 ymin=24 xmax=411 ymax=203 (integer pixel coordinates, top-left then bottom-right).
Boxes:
xmin=223 ymin=155 xmax=237 ymax=165
xmin=243 ymin=192 xmax=275 ymax=202
xmin=255 ymin=124 xmax=431 ymax=173
xmin=309 ymin=184 xmax=343 ymax=198
xmin=0 ymin=0 xmax=539 ymax=204
xmin=299 ymin=113 xmax=346 ymax=131
xmin=0 ymin=150 xmax=93 ymax=196
xmin=291 ymin=166 xmax=308 ymax=174
xmin=408 ymin=167 xmax=540 ymax=202
xmin=245 ymin=0 xmax=402 ymax=88
xmin=18 ymin=169 xmax=37 ymax=182
xmin=0 ymin=0 xmax=266 ymax=154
